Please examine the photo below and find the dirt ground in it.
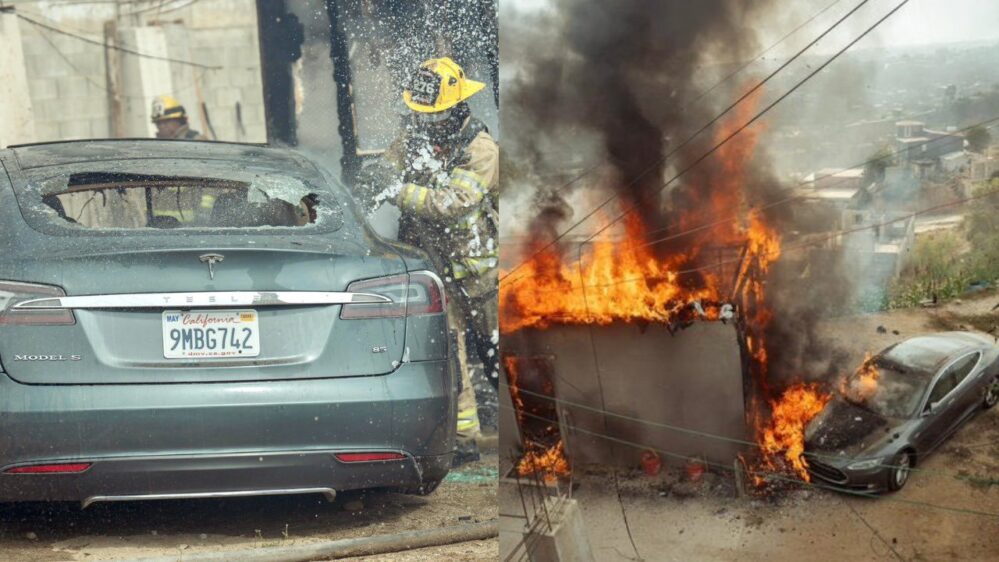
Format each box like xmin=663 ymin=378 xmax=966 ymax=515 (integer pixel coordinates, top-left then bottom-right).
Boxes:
xmin=0 ymin=450 xmax=498 ymax=561
xmin=499 ymin=293 xmax=999 ymax=561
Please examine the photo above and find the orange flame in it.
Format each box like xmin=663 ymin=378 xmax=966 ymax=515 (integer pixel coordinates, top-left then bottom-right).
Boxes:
xmin=759 ymin=383 xmax=831 ymax=482
xmin=499 ymin=215 xmax=723 ymax=334
xmin=840 ymin=352 xmax=879 ymax=402
xmin=504 ymin=356 xmax=571 ymax=481
xmin=517 ymin=440 xmax=571 ymax=481
xmin=500 ymin=83 xmax=830 ymax=488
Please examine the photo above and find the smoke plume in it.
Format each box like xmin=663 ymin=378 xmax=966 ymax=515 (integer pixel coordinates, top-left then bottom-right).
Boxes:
xmin=501 ymin=0 xmax=856 ymax=387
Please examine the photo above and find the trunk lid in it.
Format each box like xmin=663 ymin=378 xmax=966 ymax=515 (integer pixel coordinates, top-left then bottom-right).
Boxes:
xmin=0 ymin=240 xmax=410 ymax=384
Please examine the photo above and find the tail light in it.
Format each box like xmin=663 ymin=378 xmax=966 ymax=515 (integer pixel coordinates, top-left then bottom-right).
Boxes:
xmin=0 ymin=281 xmax=75 ymax=326
xmin=341 ymin=271 xmax=445 ymax=319
xmin=5 ymin=462 xmax=91 ymax=474
xmin=334 ymin=452 xmax=406 ymax=463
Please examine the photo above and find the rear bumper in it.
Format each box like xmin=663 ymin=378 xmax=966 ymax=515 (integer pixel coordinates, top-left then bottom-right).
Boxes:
xmin=0 ymin=450 xmax=451 ymax=505
xmin=0 ymin=359 xmax=456 ymax=503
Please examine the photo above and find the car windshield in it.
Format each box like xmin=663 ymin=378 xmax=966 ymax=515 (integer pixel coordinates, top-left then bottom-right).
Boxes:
xmin=13 ymin=160 xmax=345 ymax=234
xmin=842 ymin=357 xmax=933 ymax=418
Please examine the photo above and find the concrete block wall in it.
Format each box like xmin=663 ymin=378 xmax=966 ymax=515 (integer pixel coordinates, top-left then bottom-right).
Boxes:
xmin=189 ymin=26 xmax=267 ymax=142
xmin=17 ymin=13 xmax=110 ymax=142
xmin=8 ymin=0 xmax=265 ymax=144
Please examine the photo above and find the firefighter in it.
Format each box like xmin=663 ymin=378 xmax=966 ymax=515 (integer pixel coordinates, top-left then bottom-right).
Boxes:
xmin=151 ymin=95 xmax=207 ymax=140
xmin=356 ymin=57 xmax=499 ymax=465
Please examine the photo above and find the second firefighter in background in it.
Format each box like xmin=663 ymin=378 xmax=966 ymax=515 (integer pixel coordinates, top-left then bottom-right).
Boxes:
xmin=357 ymin=57 xmax=499 ymax=464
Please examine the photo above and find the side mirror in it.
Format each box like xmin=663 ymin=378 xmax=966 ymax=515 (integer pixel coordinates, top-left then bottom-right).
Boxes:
xmin=924 ymin=401 xmax=940 ymax=416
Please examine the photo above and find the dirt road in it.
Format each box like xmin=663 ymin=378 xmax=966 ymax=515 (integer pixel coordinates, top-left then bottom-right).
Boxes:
xmin=500 ymin=294 xmax=999 ymax=561
xmin=0 ymin=453 xmax=498 ymax=561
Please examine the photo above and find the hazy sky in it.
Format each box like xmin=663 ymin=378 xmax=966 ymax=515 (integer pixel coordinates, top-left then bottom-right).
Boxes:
xmin=780 ymin=0 xmax=999 ymax=54
xmin=506 ymin=0 xmax=999 ymax=54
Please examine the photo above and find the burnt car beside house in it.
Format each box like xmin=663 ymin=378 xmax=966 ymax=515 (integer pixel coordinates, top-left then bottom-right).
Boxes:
xmin=0 ymin=139 xmax=457 ymax=506
xmin=804 ymin=332 xmax=999 ymax=493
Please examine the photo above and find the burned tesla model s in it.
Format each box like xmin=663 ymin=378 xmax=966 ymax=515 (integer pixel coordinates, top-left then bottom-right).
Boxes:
xmin=0 ymin=140 xmax=457 ymax=506
xmin=804 ymin=332 xmax=999 ymax=493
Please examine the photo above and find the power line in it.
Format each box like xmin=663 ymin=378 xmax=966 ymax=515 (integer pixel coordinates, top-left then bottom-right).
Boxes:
xmin=844 ymin=500 xmax=907 ymax=561
xmin=510 ymin=384 xmax=999 ymax=486
xmin=505 ymin=0 xmax=850 ymax=236
xmin=500 ymin=115 xmax=999 ymax=296
xmin=689 ymin=0 xmax=844 ymax=105
xmin=499 ymin=0 xmax=880 ymax=284
xmin=634 ymin=117 xmax=999 ymax=247
xmin=33 ymin=21 xmax=209 ymax=104
xmin=15 ymin=12 xmax=221 ymax=70
xmin=579 ymin=257 xmax=642 ymax=561
xmin=33 ymin=16 xmax=110 ymax=94
xmin=125 ymin=0 xmax=199 ymax=17
xmin=581 ymin=0 xmax=912 ymax=247
xmin=505 ymin=405 xmax=999 ymax=519
xmin=586 ymin=179 xmax=999 ymax=289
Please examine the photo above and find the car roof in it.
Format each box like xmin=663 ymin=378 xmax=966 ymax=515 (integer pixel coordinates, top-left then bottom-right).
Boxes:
xmin=882 ymin=333 xmax=985 ymax=374
xmin=5 ymin=139 xmax=311 ymax=172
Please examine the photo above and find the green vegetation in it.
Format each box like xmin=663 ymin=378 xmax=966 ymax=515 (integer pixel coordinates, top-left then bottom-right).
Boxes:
xmin=882 ymin=179 xmax=999 ymax=310
xmin=966 ymin=125 xmax=993 ymax=154
xmin=863 ymin=144 xmax=896 ymax=184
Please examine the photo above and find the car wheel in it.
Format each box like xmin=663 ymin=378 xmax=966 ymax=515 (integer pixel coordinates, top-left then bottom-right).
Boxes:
xmin=887 ymin=451 xmax=912 ymax=492
xmin=984 ymin=375 xmax=999 ymax=410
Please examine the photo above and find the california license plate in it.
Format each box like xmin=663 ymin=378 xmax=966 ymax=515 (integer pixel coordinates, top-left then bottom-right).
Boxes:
xmin=162 ymin=310 xmax=260 ymax=359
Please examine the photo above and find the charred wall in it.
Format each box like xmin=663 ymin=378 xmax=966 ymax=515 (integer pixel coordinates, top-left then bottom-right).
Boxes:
xmin=503 ymin=321 xmax=750 ymax=469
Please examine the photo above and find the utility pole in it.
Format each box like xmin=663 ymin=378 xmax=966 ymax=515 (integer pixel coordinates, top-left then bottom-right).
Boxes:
xmin=104 ymin=0 xmax=124 ymax=137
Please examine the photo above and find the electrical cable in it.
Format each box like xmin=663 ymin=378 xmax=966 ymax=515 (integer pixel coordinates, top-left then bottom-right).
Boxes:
xmin=585 ymin=179 xmax=999 ymax=288
xmin=579 ymin=246 xmax=643 ymax=561
xmin=15 ymin=12 xmax=221 ymax=69
xmin=500 ymin=0 xmax=883 ymax=284
xmin=500 ymin=114 xmax=999 ymax=288
xmin=634 ymin=118 xmax=999 ymax=247
xmin=509 ymin=385 xmax=999 ymax=485
xmin=503 ymin=0 xmax=849 ymax=237
xmin=505 ymin=404 xmax=999 ymax=518
xmin=689 ymin=0 xmax=844 ymax=105
xmin=581 ymin=0 xmax=912 ymax=248
xmin=844 ymin=499 xmax=907 ymax=561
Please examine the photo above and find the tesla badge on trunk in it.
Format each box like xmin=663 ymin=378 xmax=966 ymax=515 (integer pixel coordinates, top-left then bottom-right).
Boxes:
xmin=199 ymin=253 xmax=225 ymax=280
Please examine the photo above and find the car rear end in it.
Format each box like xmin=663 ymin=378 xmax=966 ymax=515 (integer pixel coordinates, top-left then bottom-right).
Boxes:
xmin=0 ymin=141 xmax=457 ymax=506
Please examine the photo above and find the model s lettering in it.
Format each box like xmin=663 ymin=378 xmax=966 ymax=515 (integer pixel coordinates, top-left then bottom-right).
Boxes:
xmin=804 ymin=332 xmax=999 ymax=492
xmin=0 ymin=140 xmax=458 ymax=506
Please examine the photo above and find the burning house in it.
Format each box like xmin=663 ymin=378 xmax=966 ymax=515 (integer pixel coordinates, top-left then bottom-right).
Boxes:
xmin=499 ymin=0 xmax=856 ymax=490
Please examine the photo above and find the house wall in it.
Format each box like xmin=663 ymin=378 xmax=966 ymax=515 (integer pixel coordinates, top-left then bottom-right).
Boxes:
xmin=503 ymin=321 xmax=750 ymax=469
xmin=0 ymin=13 xmax=36 ymax=147
xmin=8 ymin=0 xmax=265 ymax=145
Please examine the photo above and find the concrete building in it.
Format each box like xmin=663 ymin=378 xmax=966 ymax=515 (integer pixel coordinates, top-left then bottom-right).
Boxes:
xmin=969 ymin=145 xmax=999 ymax=182
xmin=0 ymin=0 xmax=266 ymax=147
xmin=802 ymin=167 xmax=866 ymax=192
xmin=0 ymin=10 xmax=36 ymax=147
xmin=894 ymin=120 xmax=965 ymax=165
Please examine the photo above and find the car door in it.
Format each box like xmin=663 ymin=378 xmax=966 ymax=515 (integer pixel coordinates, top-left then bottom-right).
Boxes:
xmin=914 ymin=369 xmax=958 ymax=452
xmin=942 ymin=351 xmax=983 ymax=430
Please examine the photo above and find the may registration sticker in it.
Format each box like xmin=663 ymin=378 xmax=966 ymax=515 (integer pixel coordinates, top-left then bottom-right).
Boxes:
xmin=162 ymin=310 xmax=260 ymax=359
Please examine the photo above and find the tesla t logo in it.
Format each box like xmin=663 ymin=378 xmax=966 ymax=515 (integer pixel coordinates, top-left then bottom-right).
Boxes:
xmin=199 ymin=253 xmax=224 ymax=280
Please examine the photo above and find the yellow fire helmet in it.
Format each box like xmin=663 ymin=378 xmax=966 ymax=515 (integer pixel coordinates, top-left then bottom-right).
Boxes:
xmin=403 ymin=57 xmax=486 ymax=114
xmin=150 ymin=95 xmax=187 ymax=123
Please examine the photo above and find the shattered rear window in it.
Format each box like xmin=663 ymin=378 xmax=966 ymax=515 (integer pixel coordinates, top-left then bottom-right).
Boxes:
xmin=12 ymin=159 xmax=345 ymax=234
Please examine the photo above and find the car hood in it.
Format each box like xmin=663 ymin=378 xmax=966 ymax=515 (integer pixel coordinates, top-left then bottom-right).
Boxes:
xmin=804 ymin=396 xmax=899 ymax=456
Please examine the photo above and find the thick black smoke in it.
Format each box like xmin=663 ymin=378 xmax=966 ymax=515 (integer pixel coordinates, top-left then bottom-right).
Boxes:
xmin=502 ymin=0 xmax=856 ymax=388
xmin=504 ymin=0 xmax=773 ymax=234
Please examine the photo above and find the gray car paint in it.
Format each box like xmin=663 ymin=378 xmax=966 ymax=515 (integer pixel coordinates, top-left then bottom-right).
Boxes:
xmin=804 ymin=332 xmax=999 ymax=492
xmin=0 ymin=140 xmax=456 ymax=503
